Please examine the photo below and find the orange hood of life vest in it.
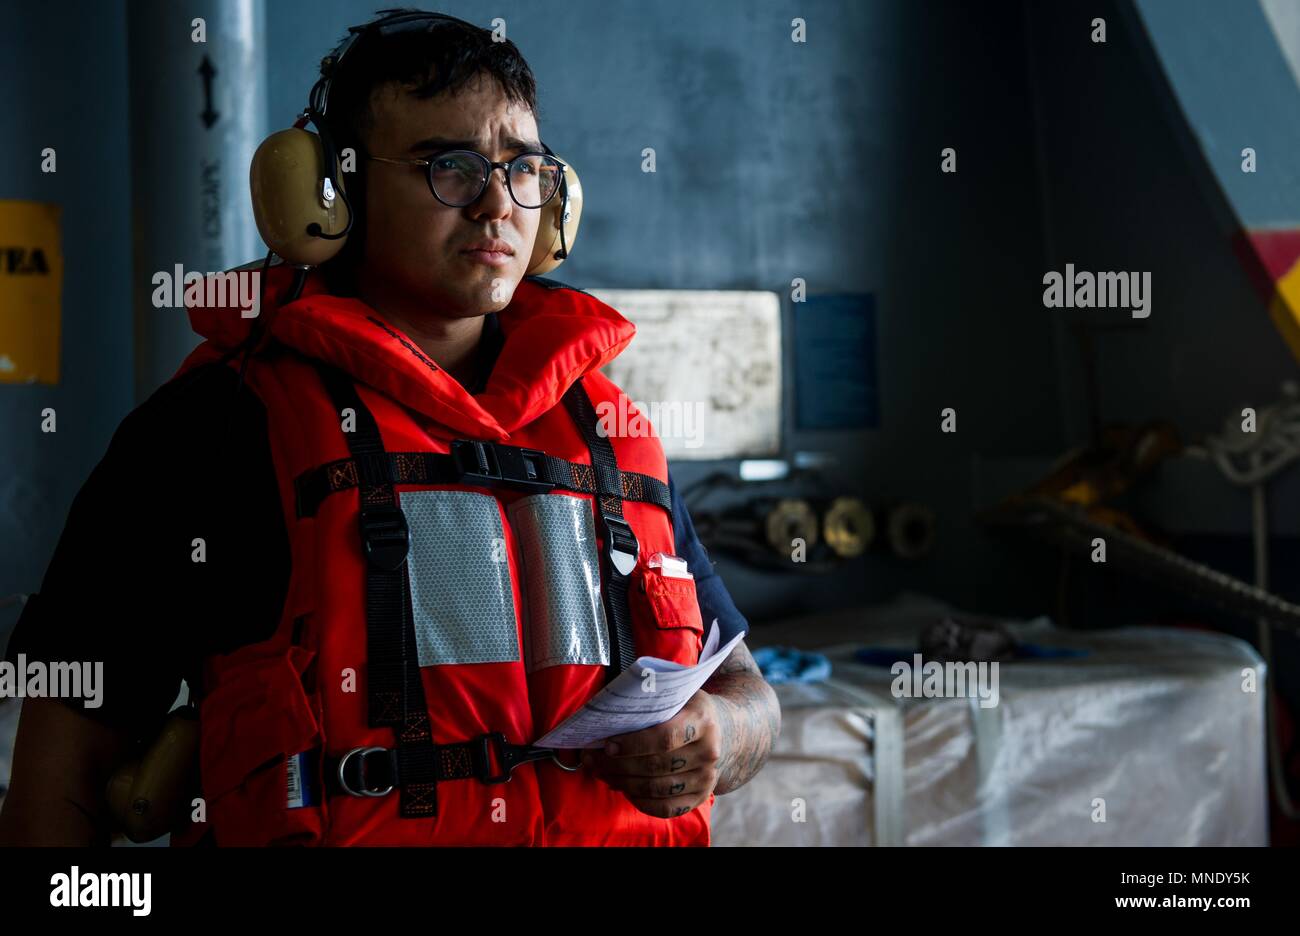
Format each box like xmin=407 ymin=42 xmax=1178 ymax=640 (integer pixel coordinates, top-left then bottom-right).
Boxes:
xmin=185 ymin=264 xmax=636 ymax=441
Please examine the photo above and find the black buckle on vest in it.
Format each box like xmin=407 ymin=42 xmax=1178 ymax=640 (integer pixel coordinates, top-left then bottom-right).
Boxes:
xmin=359 ymin=504 xmax=410 ymax=572
xmin=472 ymin=732 xmax=564 ymax=785
xmin=603 ymin=516 xmax=639 ymax=577
xmin=450 ymin=440 xmax=553 ymax=494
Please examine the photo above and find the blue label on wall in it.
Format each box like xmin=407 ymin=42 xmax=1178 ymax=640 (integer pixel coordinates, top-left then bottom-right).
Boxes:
xmin=794 ymin=293 xmax=879 ymax=430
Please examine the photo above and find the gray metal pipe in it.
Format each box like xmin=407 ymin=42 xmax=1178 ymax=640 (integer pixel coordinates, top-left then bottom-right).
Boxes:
xmin=127 ymin=0 xmax=266 ymax=401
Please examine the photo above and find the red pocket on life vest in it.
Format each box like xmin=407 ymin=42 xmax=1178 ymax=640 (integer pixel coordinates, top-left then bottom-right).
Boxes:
xmin=197 ymin=645 xmax=325 ymax=846
xmin=629 ymin=562 xmax=706 ymax=663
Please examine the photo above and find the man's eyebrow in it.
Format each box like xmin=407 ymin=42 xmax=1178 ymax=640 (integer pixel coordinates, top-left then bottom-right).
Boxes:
xmin=407 ymin=136 xmax=543 ymax=154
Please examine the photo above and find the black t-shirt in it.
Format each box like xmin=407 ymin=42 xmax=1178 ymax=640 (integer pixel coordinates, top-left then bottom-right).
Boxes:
xmin=8 ymin=360 xmax=289 ymax=739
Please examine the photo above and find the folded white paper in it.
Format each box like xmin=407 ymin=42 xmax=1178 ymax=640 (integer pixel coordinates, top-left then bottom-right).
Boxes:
xmin=533 ymin=620 xmax=744 ymax=749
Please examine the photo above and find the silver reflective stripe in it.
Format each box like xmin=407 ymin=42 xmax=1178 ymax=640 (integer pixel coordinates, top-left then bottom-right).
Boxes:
xmin=508 ymin=493 xmax=610 ymax=672
xmin=401 ymin=490 xmax=520 ymax=667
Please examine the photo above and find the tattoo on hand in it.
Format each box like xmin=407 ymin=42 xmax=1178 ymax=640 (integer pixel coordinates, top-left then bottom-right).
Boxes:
xmin=702 ymin=640 xmax=782 ymax=795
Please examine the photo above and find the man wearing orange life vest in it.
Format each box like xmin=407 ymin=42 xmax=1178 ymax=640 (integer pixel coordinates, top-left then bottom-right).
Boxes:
xmin=0 ymin=9 xmax=779 ymax=846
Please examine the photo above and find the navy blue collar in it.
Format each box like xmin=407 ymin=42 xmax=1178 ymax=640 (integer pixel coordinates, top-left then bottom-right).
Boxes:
xmin=466 ymin=312 xmax=504 ymax=395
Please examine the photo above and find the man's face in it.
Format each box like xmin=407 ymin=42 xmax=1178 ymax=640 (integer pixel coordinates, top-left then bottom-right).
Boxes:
xmin=358 ymin=72 xmax=542 ymax=318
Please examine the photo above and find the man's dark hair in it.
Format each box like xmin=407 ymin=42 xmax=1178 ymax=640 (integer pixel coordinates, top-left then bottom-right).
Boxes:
xmin=319 ymin=8 xmax=540 ymax=295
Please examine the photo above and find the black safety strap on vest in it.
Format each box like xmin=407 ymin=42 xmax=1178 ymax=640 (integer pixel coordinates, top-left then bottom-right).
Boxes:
xmin=320 ymin=734 xmax=562 ymax=799
xmin=309 ymin=361 xmax=582 ymax=815
xmin=308 ymin=361 xmax=651 ymax=811
xmin=293 ymin=441 xmax=673 ymax=521
xmin=312 ymin=362 xmax=443 ymax=818
xmin=561 ymin=380 xmax=639 ymax=680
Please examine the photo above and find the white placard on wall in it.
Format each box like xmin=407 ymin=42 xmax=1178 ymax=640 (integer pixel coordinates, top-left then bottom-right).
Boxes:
xmin=587 ymin=289 xmax=782 ymax=461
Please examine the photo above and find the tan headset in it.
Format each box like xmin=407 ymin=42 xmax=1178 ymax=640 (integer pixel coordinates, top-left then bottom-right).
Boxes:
xmin=106 ymin=706 xmax=200 ymax=843
xmin=249 ymin=10 xmax=582 ymax=275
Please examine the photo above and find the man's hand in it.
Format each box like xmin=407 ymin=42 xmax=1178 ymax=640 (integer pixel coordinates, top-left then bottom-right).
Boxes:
xmin=581 ymin=689 xmax=723 ymax=819
xmin=582 ymin=639 xmax=782 ymax=817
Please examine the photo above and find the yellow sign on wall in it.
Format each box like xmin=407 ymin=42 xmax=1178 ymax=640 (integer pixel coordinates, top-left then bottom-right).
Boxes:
xmin=0 ymin=200 xmax=62 ymax=384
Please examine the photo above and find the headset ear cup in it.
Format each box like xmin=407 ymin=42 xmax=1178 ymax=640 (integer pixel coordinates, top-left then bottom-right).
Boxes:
xmin=527 ymin=156 xmax=582 ymax=276
xmin=250 ymin=128 xmax=351 ymax=266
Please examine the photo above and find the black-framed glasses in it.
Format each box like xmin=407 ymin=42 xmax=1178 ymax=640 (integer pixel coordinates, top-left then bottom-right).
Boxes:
xmin=367 ymin=150 xmax=566 ymax=209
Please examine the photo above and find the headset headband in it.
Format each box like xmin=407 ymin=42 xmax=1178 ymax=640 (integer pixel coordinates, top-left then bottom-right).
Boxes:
xmin=310 ymin=11 xmax=479 ymax=118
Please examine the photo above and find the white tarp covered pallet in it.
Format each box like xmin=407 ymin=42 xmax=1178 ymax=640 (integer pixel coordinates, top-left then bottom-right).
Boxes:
xmin=710 ymin=593 xmax=1268 ymax=846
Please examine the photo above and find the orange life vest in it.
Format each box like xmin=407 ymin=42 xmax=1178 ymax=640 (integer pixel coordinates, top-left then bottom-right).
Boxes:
xmin=170 ymin=264 xmax=711 ymax=846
